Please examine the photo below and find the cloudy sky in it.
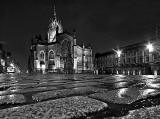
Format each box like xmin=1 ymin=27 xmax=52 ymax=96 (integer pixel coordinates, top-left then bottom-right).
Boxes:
xmin=0 ymin=0 xmax=160 ymax=70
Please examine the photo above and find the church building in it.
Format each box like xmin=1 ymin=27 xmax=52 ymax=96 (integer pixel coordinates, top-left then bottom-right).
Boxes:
xmin=28 ymin=6 xmax=93 ymax=74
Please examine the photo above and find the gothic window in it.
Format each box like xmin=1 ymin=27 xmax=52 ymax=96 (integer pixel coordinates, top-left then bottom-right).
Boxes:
xmin=61 ymin=40 xmax=71 ymax=57
xmin=49 ymin=51 xmax=54 ymax=60
xmin=40 ymin=51 xmax=45 ymax=60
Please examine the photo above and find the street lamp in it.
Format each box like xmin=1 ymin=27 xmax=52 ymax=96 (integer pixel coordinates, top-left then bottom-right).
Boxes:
xmin=113 ymin=49 xmax=122 ymax=74
xmin=146 ymin=42 xmax=154 ymax=75
xmin=146 ymin=42 xmax=154 ymax=52
xmin=113 ymin=49 xmax=122 ymax=57
xmin=117 ymin=50 xmax=122 ymax=57
xmin=116 ymin=50 xmax=122 ymax=57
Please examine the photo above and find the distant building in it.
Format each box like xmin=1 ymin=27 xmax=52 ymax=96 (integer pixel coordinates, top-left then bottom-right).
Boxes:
xmin=6 ymin=52 xmax=21 ymax=73
xmin=0 ymin=44 xmax=21 ymax=73
xmin=0 ymin=44 xmax=6 ymax=73
xmin=74 ymin=44 xmax=93 ymax=73
xmin=28 ymin=6 xmax=93 ymax=74
xmin=95 ymin=40 xmax=160 ymax=75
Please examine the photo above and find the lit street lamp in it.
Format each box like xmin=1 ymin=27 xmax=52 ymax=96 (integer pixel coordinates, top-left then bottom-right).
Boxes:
xmin=113 ymin=49 xmax=122 ymax=74
xmin=146 ymin=42 xmax=154 ymax=74
xmin=113 ymin=49 xmax=122 ymax=57
xmin=116 ymin=50 xmax=122 ymax=57
xmin=146 ymin=42 xmax=154 ymax=52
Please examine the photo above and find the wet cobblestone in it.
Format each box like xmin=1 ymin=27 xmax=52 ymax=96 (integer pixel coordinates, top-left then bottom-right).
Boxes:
xmin=0 ymin=74 xmax=160 ymax=118
xmin=0 ymin=96 xmax=107 ymax=119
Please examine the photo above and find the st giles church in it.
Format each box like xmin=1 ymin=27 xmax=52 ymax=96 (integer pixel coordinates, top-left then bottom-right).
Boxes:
xmin=28 ymin=6 xmax=93 ymax=73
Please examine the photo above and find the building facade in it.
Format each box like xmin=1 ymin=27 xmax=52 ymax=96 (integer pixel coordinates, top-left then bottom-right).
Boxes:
xmin=0 ymin=44 xmax=6 ymax=73
xmin=0 ymin=44 xmax=21 ymax=73
xmin=95 ymin=40 xmax=160 ymax=75
xmin=28 ymin=7 xmax=93 ymax=74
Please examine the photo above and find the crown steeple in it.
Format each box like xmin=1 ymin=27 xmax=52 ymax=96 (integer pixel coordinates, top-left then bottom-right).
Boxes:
xmin=48 ymin=0 xmax=63 ymax=43
xmin=53 ymin=5 xmax=56 ymax=20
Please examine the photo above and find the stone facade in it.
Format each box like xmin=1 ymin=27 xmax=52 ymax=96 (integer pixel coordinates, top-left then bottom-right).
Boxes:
xmin=28 ymin=7 xmax=93 ymax=74
xmin=95 ymin=40 xmax=160 ymax=75
xmin=0 ymin=44 xmax=20 ymax=73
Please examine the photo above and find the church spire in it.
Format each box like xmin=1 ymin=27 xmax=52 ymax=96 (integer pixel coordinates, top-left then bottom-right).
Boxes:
xmin=53 ymin=4 xmax=56 ymax=20
xmin=52 ymin=0 xmax=56 ymax=20
xmin=48 ymin=0 xmax=63 ymax=43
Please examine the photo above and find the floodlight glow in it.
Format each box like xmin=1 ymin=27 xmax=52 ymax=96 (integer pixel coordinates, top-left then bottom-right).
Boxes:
xmin=116 ymin=50 xmax=122 ymax=57
xmin=146 ymin=42 xmax=154 ymax=52
xmin=37 ymin=63 xmax=40 ymax=69
xmin=10 ymin=63 xmax=14 ymax=68
xmin=41 ymin=64 xmax=46 ymax=69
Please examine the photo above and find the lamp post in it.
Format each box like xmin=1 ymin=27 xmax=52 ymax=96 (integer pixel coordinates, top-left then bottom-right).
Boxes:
xmin=146 ymin=42 xmax=154 ymax=53
xmin=146 ymin=42 xmax=154 ymax=62
xmin=113 ymin=49 xmax=122 ymax=74
xmin=116 ymin=50 xmax=122 ymax=58
xmin=113 ymin=49 xmax=122 ymax=58
xmin=146 ymin=42 xmax=154 ymax=74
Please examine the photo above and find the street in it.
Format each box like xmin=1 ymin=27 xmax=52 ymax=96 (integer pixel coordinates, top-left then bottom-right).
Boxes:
xmin=0 ymin=74 xmax=160 ymax=118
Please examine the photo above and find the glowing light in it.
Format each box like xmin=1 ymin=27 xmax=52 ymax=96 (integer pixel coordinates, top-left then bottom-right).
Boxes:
xmin=9 ymin=94 xmax=15 ymax=99
xmin=116 ymin=50 xmax=122 ymax=57
xmin=128 ymin=70 xmax=130 ymax=75
xmin=113 ymin=49 xmax=122 ymax=57
xmin=37 ymin=63 xmax=40 ymax=69
xmin=26 ymin=70 xmax=29 ymax=73
xmin=146 ymin=42 xmax=154 ymax=52
xmin=41 ymin=64 xmax=46 ymax=69
xmin=116 ymin=70 xmax=119 ymax=74
xmin=133 ymin=70 xmax=135 ymax=75
xmin=154 ymin=70 xmax=157 ymax=76
xmin=10 ymin=63 xmax=14 ymax=68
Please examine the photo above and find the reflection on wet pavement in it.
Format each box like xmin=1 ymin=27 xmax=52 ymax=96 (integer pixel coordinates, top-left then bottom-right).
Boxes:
xmin=0 ymin=74 xmax=160 ymax=118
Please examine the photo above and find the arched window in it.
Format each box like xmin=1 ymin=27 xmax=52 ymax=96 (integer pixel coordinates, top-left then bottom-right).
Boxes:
xmin=61 ymin=40 xmax=71 ymax=57
xmin=40 ymin=51 xmax=45 ymax=60
xmin=49 ymin=50 xmax=54 ymax=60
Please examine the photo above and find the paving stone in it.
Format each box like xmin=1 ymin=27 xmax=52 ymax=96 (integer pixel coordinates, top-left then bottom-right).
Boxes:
xmin=0 ymin=96 xmax=108 ymax=119
xmin=0 ymin=94 xmax=25 ymax=104
xmin=32 ymin=87 xmax=108 ymax=101
xmin=88 ymin=87 xmax=143 ymax=104
xmin=116 ymin=105 xmax=160 ymax=119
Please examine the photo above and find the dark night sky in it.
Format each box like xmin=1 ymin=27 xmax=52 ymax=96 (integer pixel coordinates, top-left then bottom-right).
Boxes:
xmin=1 ymin=0 xmax=160 ymax=71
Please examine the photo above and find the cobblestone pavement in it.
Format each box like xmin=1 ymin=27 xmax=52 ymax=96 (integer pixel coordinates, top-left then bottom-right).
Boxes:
xmin=0 ymin=74 xmax=160 ymax=118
